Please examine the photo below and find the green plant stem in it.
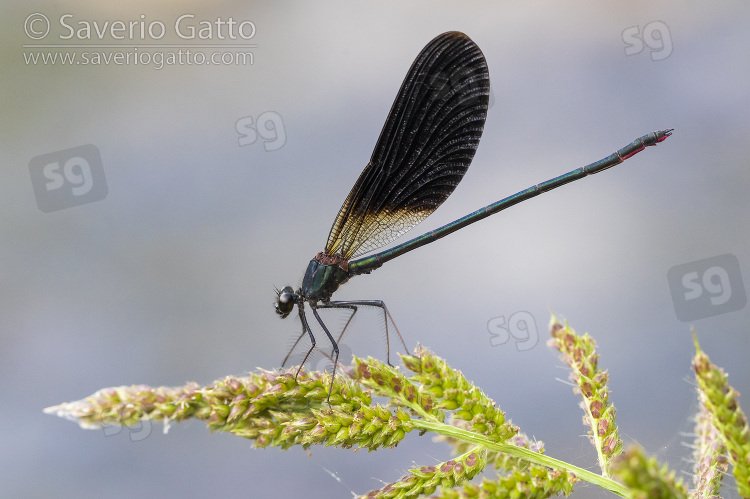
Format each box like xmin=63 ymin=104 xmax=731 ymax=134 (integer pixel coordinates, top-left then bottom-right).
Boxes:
xmin=412 ymin=419 xmax=629 ymax=497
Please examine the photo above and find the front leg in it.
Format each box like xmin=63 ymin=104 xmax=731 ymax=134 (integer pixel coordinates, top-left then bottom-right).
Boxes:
xmin=293 ymin=302 xmax=317 ymax=380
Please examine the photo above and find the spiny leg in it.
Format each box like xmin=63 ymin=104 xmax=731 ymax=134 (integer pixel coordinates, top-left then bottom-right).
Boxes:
xmin=283 ymin=305 xmax=356 ymax=374
xmin=311 ymin=305 xmax=339 ymax=409
xmin=334 ymin=304 xmax=358 ymax=345
xmin=314 ymin=303 xmax=357 ymax=361
xmin=281 ymin=323 xmax=308 ymax=368
xmin=319 ymin=300 xmax=408 ymax=366
xmin=380 ymin=301 xmax=409 ymax=365
xmin=320 ymin=303 xmax=359 ymax=358
xmin=294 ymin=303 xmax=317 ymax=380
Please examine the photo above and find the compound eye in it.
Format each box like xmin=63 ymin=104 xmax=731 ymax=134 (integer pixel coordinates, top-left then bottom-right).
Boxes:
xmin=275 ymin=286 xmax=296 ymax=318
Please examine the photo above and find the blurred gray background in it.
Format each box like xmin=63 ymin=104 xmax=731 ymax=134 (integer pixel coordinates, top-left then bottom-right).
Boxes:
xmin=2 ymin=1 xmax=749 ymax=497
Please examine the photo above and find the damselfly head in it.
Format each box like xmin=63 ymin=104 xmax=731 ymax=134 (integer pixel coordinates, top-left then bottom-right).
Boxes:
xmin=274 ymin=286 xmax=296 ymax=318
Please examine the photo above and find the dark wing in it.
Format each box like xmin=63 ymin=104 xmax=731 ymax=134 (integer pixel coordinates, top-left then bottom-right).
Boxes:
xmin=325 ymin=31 xmax=490 ymax=260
